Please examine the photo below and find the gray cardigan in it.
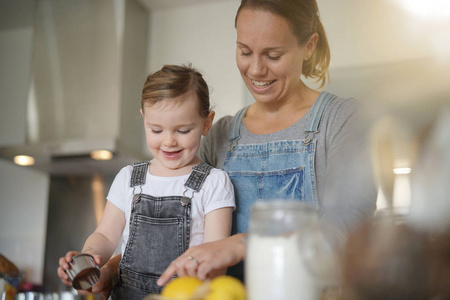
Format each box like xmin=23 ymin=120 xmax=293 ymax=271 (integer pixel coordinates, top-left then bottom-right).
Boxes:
xmin=198 ymin=95 xmax=377 ymax=243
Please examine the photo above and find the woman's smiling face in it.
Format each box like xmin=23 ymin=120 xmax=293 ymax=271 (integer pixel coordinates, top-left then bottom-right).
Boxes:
xmin=236 ymin=8 xmax=310 ymax=105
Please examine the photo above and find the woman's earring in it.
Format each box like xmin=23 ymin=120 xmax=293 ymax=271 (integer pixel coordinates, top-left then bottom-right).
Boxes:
xmin=305 ymin=54 xmax=312 ymax=61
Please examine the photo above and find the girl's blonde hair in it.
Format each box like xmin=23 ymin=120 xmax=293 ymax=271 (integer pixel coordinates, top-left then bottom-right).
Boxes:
xmin=141 ymin=64 xmax=211 ymax=118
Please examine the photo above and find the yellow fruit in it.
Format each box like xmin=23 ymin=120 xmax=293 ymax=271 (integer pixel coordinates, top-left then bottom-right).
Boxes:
xmin=159 ymin=275 xmax=246 ymax=300
xmin=204 ymin=276 xmax=246 ymax=300
xmin=161 ymin=276 xmax=203 ymax=300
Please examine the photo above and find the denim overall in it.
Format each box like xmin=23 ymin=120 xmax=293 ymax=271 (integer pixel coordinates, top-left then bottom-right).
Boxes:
xmin=224 ymin=91 xmax=336 ymax=281
xmin=111 ymin=162 xmax=213 ymax=299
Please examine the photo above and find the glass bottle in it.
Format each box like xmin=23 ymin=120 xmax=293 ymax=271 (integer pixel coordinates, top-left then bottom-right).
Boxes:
xmin=246 ymin=201 xmax=324 ymax=300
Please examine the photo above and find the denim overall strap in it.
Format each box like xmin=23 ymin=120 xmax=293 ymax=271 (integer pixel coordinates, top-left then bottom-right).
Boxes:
xmin=228 ymin=107 xmax=249 ymax=152
xmin=129 ymin=161 xmax=150 ymax=203
xmin=223 ymin=92 xmax=336 ymax=282
xmin=129 ymin=161 xmax=213 ymax=191
xmin=184 ymin=162 xmax=213 ymax=192
xmin=302 ymin=91 xmax=336 ymax=145
xmin=111 ymin=163 xmax=213 ymax=299
xmin=130 ymin=161 xmax=150 ymax=187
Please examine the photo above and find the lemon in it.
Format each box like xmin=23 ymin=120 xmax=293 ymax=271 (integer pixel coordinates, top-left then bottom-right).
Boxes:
xmin=204 ymin=276 xmax=246 ymax=300
xmin=161 ymin=276 xmax=203 ymax=300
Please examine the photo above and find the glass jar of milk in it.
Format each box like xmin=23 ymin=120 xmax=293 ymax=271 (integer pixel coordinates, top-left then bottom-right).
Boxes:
xmin=246 ymin=201 xmax=331 ymax=300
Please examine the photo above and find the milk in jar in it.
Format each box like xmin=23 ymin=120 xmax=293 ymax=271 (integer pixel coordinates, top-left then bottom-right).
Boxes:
xmin=245 ymin=201 xmax=320 ymax=300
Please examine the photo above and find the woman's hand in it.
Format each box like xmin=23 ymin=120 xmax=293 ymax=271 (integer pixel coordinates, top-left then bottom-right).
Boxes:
xmin=157 ymin=233 xmax=247 ymax=286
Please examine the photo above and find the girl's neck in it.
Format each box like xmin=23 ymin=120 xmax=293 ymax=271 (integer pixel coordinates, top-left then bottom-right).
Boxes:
xmin=148 ymin=157 xmax=201 ymax=177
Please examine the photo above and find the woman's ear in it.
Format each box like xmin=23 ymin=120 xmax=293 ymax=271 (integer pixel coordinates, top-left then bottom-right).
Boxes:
xmin=202 ymin=111 xmax=215 ymax=136
xmin=304 ymin=32 xmax=319 ymax=59
xmin=140 ymin=108 xmax=144 ymax=117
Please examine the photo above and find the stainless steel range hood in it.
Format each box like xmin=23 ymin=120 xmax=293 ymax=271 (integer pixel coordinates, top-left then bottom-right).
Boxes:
xmin=0 ymin=0 xmax=151 ymax=175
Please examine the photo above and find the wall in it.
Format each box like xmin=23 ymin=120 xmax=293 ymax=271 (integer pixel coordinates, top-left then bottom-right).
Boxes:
xmin=147 ymin=0 xmax=246 ymax=122
xmin=0 ymin=160 xmax=49 ymax=284
xmin=42 ymin=174 xmax=114 ymax=292
xmin=146 ymin=0 xmax=450 ymax=120
xmin=315 ymin=0 xmax=450 ymax=106
xmin=319 ymin=0 xmax=432 ymax=69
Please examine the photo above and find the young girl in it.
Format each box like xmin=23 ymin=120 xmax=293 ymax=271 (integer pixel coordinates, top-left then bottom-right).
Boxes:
xmin=57 ymin=64 xmax=235 ymax=299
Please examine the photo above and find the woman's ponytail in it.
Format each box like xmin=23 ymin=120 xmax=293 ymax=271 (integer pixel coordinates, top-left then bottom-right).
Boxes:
xmin=302 ymin=18 xmax=330 ymax=89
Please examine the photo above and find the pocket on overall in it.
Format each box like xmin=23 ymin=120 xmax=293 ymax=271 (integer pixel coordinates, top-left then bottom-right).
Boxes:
xmin=228 ymin=167 xmax=305 ymax=233
xmin=123 ymin=215 xmax=185 ymax=275
xmin=229 ymin=168 xmax=305 ymax=201
xmin=261 ymin=167 xmax=305 ymax=200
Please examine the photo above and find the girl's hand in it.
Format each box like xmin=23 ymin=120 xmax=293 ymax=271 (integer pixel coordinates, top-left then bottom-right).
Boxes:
xmin=57 ymin=251 xmax=114 ymax=300
xmin=87 ymin=265 xmax=116 ymax=300
xmin=68 ymin=267 xmax=113 ymax=300
xmin=57 ymin=251 xmax=103 ymax=287
xmin=157 ymin=233 xmax=246 ymax=287
xmin=57 ymin=251 xmax=82 ymax=286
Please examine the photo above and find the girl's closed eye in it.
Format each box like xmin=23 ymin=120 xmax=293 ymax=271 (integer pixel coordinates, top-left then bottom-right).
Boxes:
xmin=151 ymin=129 xmax=162 ymax=134
xmin=178 ymin=129 xmax=191 ymax=134
xmin=241 ymin=51 xmax=251 ymax=56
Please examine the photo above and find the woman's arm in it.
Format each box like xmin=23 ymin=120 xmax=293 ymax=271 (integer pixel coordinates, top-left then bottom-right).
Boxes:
xmin=320 ymin=100 xmax=377 ymax=247
xmin=157 ymin=232 xmax=246 ymax=286
xmin=184 ymin=207 xmax=233 ymax=278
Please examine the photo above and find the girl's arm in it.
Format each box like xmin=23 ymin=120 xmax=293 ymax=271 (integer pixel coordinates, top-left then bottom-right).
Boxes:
xmin=203 ymin=207 xmax=233 ymax=242
xmin=81 ymin=201 xmax=125 ymax=265
xmin=57 ymin=201 xmax=125 ymax=287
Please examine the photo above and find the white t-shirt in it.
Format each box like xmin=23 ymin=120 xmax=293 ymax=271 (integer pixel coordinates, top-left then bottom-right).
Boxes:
xmin=107 ymin=164 xmax=235 ymax=254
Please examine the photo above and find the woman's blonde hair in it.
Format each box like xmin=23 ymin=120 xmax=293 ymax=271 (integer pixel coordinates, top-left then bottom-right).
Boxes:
xmin=236 ymin=0 xmax=330 ymax=88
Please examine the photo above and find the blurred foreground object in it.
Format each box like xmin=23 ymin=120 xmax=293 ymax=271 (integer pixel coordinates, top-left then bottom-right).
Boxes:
xmin=0 ymin=254 xmax=19 ymax=277
xmin=342 ymin=102 xmax=450 ymax=300
xmin=0 ymin=254 xmax=20 ymax=300
xmin=342 ymin=217 xmax=450 ymax=300
xmin=408 ymin=107 xmax=450 ymax=232
xmin=342 ymin=218 xmax=431 ymax=300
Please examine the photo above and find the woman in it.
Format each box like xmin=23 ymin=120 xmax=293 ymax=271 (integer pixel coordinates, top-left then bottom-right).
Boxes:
xmin=86 ymin=0 xmax=377 ymax=296
xmin=157 ymin=0 xmax=376 ymax=285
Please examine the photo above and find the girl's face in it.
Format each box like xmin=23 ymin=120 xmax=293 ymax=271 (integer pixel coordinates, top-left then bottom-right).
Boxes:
xmin=235 ymin=8 xmax=316 ymax=105
xmin=141 ymin=91 xmax=214 ymax=175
